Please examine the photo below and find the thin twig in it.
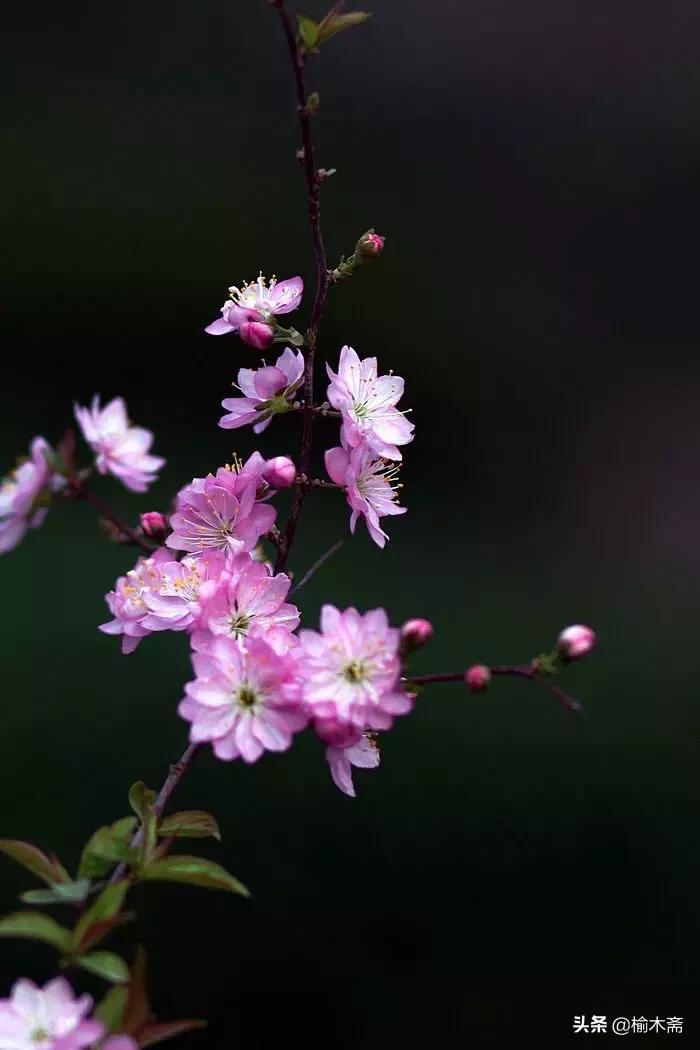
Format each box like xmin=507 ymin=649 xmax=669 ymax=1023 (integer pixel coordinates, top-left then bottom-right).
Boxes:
xmin=291 ymin=540 xmax=344 ymax=594
xmin=404 ymin=665 xmax=582 ymax=712
xmin=272 ymin=0 xmax=330 ymax=572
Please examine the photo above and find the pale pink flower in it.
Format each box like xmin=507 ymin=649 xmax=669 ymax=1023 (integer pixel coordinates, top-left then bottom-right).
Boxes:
xmin=0 ymin=977 xmax=102 ymax=1050
xmin=199 ymin=553 xmax=299 ymax=640
xmin=326 ymin=345 xmax=414 ymax=459
xmin=73 ymin=396 xmax=164 ymax=494
xmin=166 ymin=465 xmax=276 ymax=558
xmin=557 ymin=624 xmax=596 ymax=660
xmin=326 ymin=733 xmax=381 ymax=798
xmin=0 ymin=437 xmax=58 ymax=555
xmin=296 ymin=605 xmax=412 ymax=731
xmin=141 ymin=549 xmax=228 ymax=633
xmin=219 ymin=348 xmax=304 ymax=433
xmin=99 ymin=547 xmax=171 ymax=653
xmin=178 ymin=632 xmax=306 ymax=762
xmin=205 ymin=274 xmax=303 ymax=337
xmin=325 ymin=444 xmax=405 ymax=548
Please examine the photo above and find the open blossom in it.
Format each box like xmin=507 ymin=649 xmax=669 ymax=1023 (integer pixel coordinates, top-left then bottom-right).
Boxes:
xmin=296 ymin=605 xmax=412 ymax=732
xmin=0 ymin=977 xmax=102 ymax=1050
xmin=326 ymin=345 xmax=414 ymax=460
xmin=74 ymin=396 xmax=164 ymax=493
xmin=326 ymin=733 xmax=381 ymax=798
xmin=199 ymin=553 xmax=299 ymax=640
xmin=219 ymin=348 xmax=304 ymax=433
xmin=205 ymin=274 xmax=303 ymax=341
xmin=325 ymin=444 xmax=405 ymax=548
xmin=140 ymin=549 xmax=227 ymax=633
xmin=99 ymin=547 xmax=171 ymax=653
xmin=178 ymin=632 xmax=306 ymax=762
xmin=0 ymin=437 xmax=58 ymax=555
xmin=166 ymin=464 xmax=276 ymax=558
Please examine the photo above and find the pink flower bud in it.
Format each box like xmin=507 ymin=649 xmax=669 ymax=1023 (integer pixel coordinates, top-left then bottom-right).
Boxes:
xmin=356 ymin=230 xmax=385 ymax=258
xmin=139 ymin=511 xmax=167 ymax=537
xmin=557 ymin=624 xmax=596 ymax=661
xmin=400 ymin=617 xmax=434 ymax=653
xmin=263 ymin=456 xmax=296 ymax=489
xmin=465 ymin=664 xmax=491 ymax=692
xmin=239 ymin=320 xmax=275 ymax=350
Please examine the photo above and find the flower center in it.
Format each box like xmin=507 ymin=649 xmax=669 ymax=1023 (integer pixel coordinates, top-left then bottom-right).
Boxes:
xmin=228 ymin=611 xmax=253 ymax=637
xmin=235 ymin=684 xmax=258 ymax=709
xmin=30 ymin=1028 xmax=49 ymax=1045
xmin=343 ymin=660 xmax=367 ymax=683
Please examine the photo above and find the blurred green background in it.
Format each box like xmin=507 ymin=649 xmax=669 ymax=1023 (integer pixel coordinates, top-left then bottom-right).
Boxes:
xmin=4 ymin=0 xmax=700 ymax=1045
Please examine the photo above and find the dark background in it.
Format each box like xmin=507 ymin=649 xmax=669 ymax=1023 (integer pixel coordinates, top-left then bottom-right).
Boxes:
xmin=4 ymin=0 xmax=700 ymax=1045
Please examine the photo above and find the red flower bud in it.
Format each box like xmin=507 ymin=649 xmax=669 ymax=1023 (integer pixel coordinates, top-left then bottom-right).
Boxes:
xmin=465 ymin=664 xmax=491 ymax=692
xmin=139 ymin=511 xmax=168 ymax=538
xmin=239 ymin=321 xmax=275 ymax=350
xmin=356 ymin=230 xmax=385 ymax=258
xmin=400 ymin=618 xmax=434 ymax=653
xmin=263 ymin=456 xmax=296 ymax=489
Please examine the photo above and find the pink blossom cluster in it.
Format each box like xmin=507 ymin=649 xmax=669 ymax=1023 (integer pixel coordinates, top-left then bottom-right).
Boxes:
xmin=0 ymin=977 xmax=135 ymax=1050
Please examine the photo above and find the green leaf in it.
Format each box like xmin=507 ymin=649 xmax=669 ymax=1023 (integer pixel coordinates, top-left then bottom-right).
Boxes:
xmin=297 ymin=14 xmax=320 ymax=50
xmin=138 ymin=1020 xmax=207 ymax=1047
xmin=79 ymin=817 xmax=137 ymax=878
xmin=306 ymin=91 xmax=320 ymax=113
xmin=0 ymin=911 xmax=71 ymax=951
xmin=20 ymin=879 xmax=91 ymax=905
xmin=317 ymin=10 xmax=372 ymax=44
xmin=0 ymin=839 xmax=69 ymax=885
xmin=77 ymin=950 xmax=130 ymax=984
xmin=128 ymin=783 xmax=156 ymax=821
xmin=158 ymin=811 xmax=221 ymax=842
xmin=140 ymin=856 xmax=249 ymax=897
xmin=95 ymin=985 xmax=128 ymax=1032
xmin=73 ymin=880 xmax=130 ymax=952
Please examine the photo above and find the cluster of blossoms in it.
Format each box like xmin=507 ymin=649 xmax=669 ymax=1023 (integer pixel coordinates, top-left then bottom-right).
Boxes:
xmin=0 ymin=978 xmax=134 ymax=1050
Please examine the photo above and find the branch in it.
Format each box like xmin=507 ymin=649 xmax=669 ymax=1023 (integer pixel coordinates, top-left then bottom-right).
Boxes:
xmin=404 ymin=665 xmax=583 ymax=712
xmin=291 ymin=539 xmax=343 ymax=594
xmin=109 ymin=743 xmax=200 ymax=885
xmin=272 ymin=0 xmax=330 ymax=573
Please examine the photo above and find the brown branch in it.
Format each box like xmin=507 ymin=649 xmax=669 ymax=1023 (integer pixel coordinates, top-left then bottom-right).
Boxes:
xmin=404 ymin=665 xmax=583 ymax=712
xmin=272 ymin=0 xmax=330 ymax=573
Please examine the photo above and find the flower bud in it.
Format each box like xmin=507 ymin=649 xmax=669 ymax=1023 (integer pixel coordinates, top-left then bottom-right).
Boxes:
xmin=355 ymin=230 xmax=385 ymax=258
xmin=140 ymin=511 xmax=168 ymax=538
xmin=400 ymin=617 xmax=434 ymax=654
xmin=557 ymin=624 xmax=596 ymax=661
xmin=465 ymin=664 xmax=491 ymax=693
xmin=263 ymin=456 xmax=296 ymax=489
xmin=239 ymin=320 xmax=275 ymax=350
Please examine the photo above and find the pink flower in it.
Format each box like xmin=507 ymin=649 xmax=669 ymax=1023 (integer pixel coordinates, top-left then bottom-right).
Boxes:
xmin=263 ymin=456 xmax=296 ymax=489
xmin=296 ymin=605 xmax=412 ymax=731
xmin=166 ymin=465 xmax=276 ymax=558
xmin=325 ymin=444 xmax=405 ymax=548
xmin=219 ymin=348 xmax=304 ymax=433
xmin=326 ymin=345 xmax=414 ymax=460
xmin=178 ymin=632 xmax=306 ymax=762
xmin=199 ymin=553 xmax=299 ymax=640
xmin=73 ymin=396 xmax=164 ymax=494
xmin=205 ymin=274 xmax=303 ymax=338
xmin=0 ymin=977 xmax=102 ymax=1050
xmin=326 ymin=733 xmax=381 ymax=797
xmin=99 ymin=547 xmax=171 ymax=653
xmin=557 ymin=624 xmax=596 ymax=661
xmin=0 ymin=437 xmax=58 ymax=555
xmin=141 ymin=549 xmax=228 ymax=633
